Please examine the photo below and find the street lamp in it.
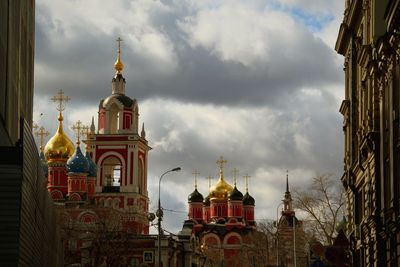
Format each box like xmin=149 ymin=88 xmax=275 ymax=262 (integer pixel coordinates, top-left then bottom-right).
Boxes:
xmin=157 ymin=167 xmax=181 ymax=267
xmin=276 ymin=202 xmax=283 ymax=267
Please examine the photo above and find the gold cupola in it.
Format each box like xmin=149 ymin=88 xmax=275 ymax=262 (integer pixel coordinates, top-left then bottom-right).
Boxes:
xmin=209 ymin=156 xmax=233 ymax=200
xmin=114 ymin=37 xmax=124 ymax=75
xmin=44 ymin=90 xmax=75 ymax=163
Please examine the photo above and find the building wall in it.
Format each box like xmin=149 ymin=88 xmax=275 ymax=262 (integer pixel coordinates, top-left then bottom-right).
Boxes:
xmin=277 ymin=218 xmax=307 ymax=267
xmin=0 ymin=0 xmax=35 ymax=146
xmin=0 ymin=1 xmax=62 ymax=265
xmin=336 ymin=0 xmax=400 ymax=265
xmin=0 ymin=120 xmax=62 ymax=266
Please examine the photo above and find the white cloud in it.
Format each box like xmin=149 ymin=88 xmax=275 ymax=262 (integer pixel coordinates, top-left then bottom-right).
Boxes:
xmin=179 ymin=4 xmax=304 ymax=67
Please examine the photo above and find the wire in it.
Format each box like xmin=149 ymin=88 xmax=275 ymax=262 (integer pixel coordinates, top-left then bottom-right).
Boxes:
xmin=162 ymin=207 xmax=187 ymax=214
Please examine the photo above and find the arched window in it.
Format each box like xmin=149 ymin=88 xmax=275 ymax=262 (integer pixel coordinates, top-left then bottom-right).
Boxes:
xmin=101 ymin=155 xmax=123 ymax=192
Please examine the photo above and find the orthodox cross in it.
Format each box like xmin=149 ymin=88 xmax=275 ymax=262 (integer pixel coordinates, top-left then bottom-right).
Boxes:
xmin=51 ymin=89 xmax=70 ymax=114
xmin=35 ymin=126 xmax=49 ymax=152
xmin=72 ymin=120 xmax=83 ymax=145
xmin=207 ymin=175 xmax=212 ymax=189
xmin=82 ymin=125 xmax=90 ymax=139
xmin=32 ymin=122 xmax=38 ymax=132
xmin=116 ymin=37 xmax=123 ymax=52
xmin=243 ymin=174 xmax=251 ymax=192
xmin=82 ymin=125 xmax=90 ymax=151
xmin=216 ymin=156 xmax=227 ymax=173
xmin=232 ymin=168 xmax=239 ymax=186
xmin=192 ymin=170 xmax=200 ymax=189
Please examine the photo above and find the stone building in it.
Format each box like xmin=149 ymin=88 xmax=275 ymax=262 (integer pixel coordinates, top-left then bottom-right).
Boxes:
xmin=336 ymin=0 xmax=400 ymax=265
xmin=0 ymin=1 xmax=63 ymax=266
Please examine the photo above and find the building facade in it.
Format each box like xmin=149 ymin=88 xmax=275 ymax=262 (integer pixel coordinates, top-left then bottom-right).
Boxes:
xmin=336 ymin=0 xmax=400 ymax=265
xmin=0 ymin=1 xmax=63 ymax=266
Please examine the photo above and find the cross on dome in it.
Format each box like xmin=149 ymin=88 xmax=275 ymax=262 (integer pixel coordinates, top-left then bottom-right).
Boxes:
xmin=35 ymin=126 xmax=49 ymax=152
xmin=82 ymin=125 xmax=91 ymax=151
xmin=207 ymin=175 xmax=212 ymax=189
xmin=32 ymin=122 xmax=38 ymax=132
xmin=51 ymin=89 xmax=70 ymax=115
xmin=216 ymin=156 xmax=227 ymax=177
xmin=243 ymin=174 xmax=251 ymax=192
xmin=72 ymin=120 xmax=84 ymax=145
xmin=192 ymin=170 xmax=200 ymax=189
xmin=232 ymin=168 xmax=239 ymax=186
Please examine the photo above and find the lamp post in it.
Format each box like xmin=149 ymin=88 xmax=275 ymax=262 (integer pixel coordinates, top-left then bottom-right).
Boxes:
xmin=157 ymin=167 xmax=181 ymax=267
xmin=276 ymin=202 xmax=283 ymax=267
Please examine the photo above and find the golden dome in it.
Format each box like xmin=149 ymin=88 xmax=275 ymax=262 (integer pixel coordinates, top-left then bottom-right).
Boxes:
xmin=210 ymin=169 xmax=233 ymax=199
xmin=44 ymin=114 xmax=75 ymax=163
xmin=114 ymin=57 xmax=124 ymax=74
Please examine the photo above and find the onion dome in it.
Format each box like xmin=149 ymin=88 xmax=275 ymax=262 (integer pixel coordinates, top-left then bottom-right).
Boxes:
xmin=188 ymin=188 xmax=204 ymax=203
xmin=203 ymin=194 xmax=210 ymax=206
xmin=44 ymin=114 xmax=75 ymax=163
xmin=210 ymin=157 xmax=233 ymax=200
xmin=228 ymin=186 xmax=243 ymax=201
xmin=39 ymin=151 xmax=48 ymax=176
xmin=209 ymin=177 xmax=233 ymax=200
xmin=243 ymin=192 xmax=255 ymax=206
xmin=66 ymin=146 xmax=89 ymax=173
xmin=85 ymin=152 xmax=97 ymax=177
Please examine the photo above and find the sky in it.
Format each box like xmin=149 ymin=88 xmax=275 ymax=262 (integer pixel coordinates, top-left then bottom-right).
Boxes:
xmin=33 ymin=0 xmax=345 ymax=234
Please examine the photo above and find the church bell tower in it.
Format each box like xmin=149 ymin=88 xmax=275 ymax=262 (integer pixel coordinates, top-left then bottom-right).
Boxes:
xmin=85 ymin=38 xmax=151 ymax=233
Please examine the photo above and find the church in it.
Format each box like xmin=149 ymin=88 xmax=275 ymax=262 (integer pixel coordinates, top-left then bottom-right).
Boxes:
xmin=34 ymin=39 xmax=302 ymax=267
xmin=183 ymin=156 xmax=257 ymax=266
xmin=36 ymin=40 xmax=161 ymax=266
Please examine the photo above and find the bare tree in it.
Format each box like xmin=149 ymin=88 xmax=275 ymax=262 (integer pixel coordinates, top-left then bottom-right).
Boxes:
xmin=293 ymin=174 xmax=345 ymax=245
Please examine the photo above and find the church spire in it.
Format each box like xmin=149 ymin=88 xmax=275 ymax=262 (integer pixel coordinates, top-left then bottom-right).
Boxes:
xmin=90 ymin=116 xmax=96 ymax=134
xmin=283 ymin=170 xmax=294 ymax=214
xmin=286 ymin=170 xmax=289 ymax=193
xmin=141 ymin=123 xmax=146 ymax=138
xmin=114 ymin=37 xmax=124 ymax=75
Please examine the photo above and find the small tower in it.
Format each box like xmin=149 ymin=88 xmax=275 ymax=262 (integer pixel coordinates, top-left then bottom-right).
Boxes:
xmin=44 ymin=90 xmax=75 ymax=200
xmin=242 ymin=174 xmax=255 ymax=226
xmin=277 ymin=171 xmax=307 ymax=267
xmin=188 ymin=170 xmax=204 ymax=223
xmin=98 ymin=37 xmax=139 ymax=135
xmin=228 ymin=168 xmax=243 ymax=220
xmin=209 ymin=156 xmax=233 ymax=220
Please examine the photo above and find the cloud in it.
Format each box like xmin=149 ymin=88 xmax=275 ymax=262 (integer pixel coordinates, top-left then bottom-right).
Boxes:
xmin=34 ymin=0 xmax=345 ymax=233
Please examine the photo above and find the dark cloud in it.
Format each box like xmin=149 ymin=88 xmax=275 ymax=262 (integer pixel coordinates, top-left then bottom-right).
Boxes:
xmin=34 ymin=0 xmax=342 ymax=109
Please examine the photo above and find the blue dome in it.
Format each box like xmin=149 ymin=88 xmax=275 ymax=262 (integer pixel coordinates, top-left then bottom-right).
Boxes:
xmin=85 ymin=152 xmax=97 ymax=177
xmin=39 ymin=151 xmax=48 ymax=177
xmin=66 ymin=146 xmax=89 ymax=173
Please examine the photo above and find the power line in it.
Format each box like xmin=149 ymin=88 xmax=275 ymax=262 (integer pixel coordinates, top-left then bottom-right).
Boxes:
xmin=162 ymin=208 xmax=187 ymax=214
